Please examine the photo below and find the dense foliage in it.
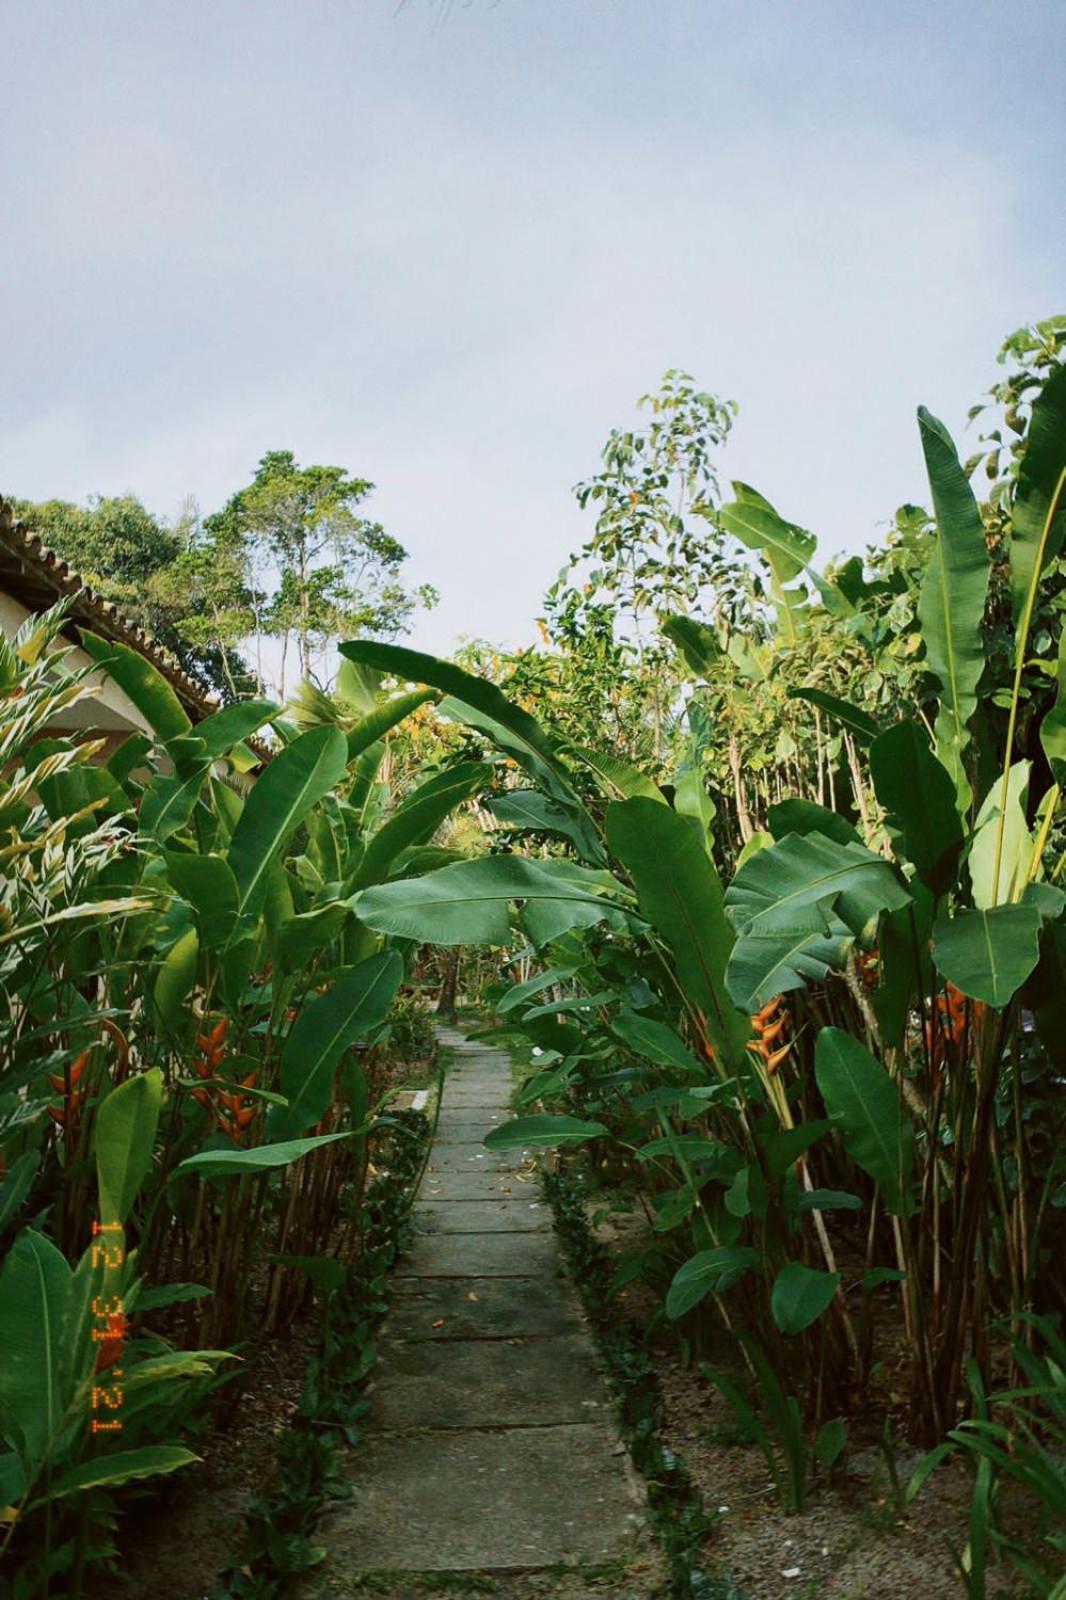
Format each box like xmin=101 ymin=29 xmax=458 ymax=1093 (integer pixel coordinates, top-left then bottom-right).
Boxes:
xmin=2 ymin=318 xmax=1064 ymax=1598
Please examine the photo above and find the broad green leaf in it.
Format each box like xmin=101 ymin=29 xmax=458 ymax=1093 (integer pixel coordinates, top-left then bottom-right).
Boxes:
xmin=139 ymin=765 xmax=207 ymax=841
xmin=768 ymin=799 xmax=860 ymax=847
xmin=607 ymin=797 xmax=751 ymax=1068
xmin=726 ymin=899 xmax=854 ymax=1011
xmin=193 ymin=698 xmax=278 ymax=759
xmin=610 ymin=1011 xmax=705 ymax=1075
xmin=165 ymin=852 xmax=239 ymax=950
xmin=340 ymin=641 xmax=570 ymax=790
xmin=815 ymin=1027 xmax=912 ymax=1215
xmin=270 ymin=951 xmax=403 ymax=1139
xmin=153 ymin=927 xmax=199 ymax=1035
xmin=79 ymin=631 xmax=191 ymax=741
xmin=786 ymin=687 xmax=882 ymax=747
xmin=771 ymin=1261 xmax=840 ymax=1334
xmin=267 ymin=1253 xmax=347 ymax=1293
xmin=227 ymin=726 xmax=348 ymax=924
xmin=172 ymin=1132 xmax=348 ymax=1180
xmin=572 ymin=747 xmax=665 ymax=803
xmin=764 ymin=1119 xmax=832 ymax=1179
xmin=931 ymin=904 xmax=1042 ymax=1007
xmin=1009 ymin=364 xmax=1066 ymax=627
xmin=916 ymin=407 xmax=991 ymax=807
xmin=346 ymin=689 xmax=437 ymax=762
xmin=726 ymin=831 xmax=910 ymax=941
xmin=352 ymin=762 xmax=490 ymax=887
xmin=869 ymin=720 xmax=963 ymax=894
xmin=31 ymin=1446 xmax=198 ymax=1507
xmin=277 ymin=904 xmax=350 ymax=975
xmin=488 ymin=788 xmax=600 ymax=859
xmin=0 ymin=1230 xmax=71 ymax=1466
xmin=483 ymin=1115 xmax=607 ymax=1150
xmin=720 ymin=484 xmax=817 ymax=584
xmin=496 ymin=964 xmax=579 ymax=1014
xmin=673 ymin=766 xmax=716 ymax=852
xmin=665 ymin=1246 xmax=761 ymax=1319
xmin=353 ymin=855 xmax=622 ymax=947
xmin=95 ymin=1068 xmax=163 ymax=1226
xmin=872 ymin=887 xmax=933 ymax=1049
xmin=968 ymin=762 xmax=1032 ymax=909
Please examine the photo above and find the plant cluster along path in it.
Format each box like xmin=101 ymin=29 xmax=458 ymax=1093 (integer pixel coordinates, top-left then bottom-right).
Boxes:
xmin=303 ymin=1027 xmax=647 ymax=1596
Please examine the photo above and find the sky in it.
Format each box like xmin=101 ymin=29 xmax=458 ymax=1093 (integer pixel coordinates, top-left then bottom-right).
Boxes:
xmin=2 ymin=0 xmax=1064 ymax=657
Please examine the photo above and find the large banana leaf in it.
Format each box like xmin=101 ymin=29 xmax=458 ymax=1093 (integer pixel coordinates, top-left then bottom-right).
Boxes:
xmin=350 ymin=762 xmax=490 ymax=888
xmin=487 ymin=788 xmax=605 ymax=860
xmin=571 ymin=747 xmax=665 ymax=803
xmin=931 ymin=904 xmax=1042 ymax=1007
xmin=165 ymin=851 xmax=239 ymax=950
xmin=79 ymin=631 xmax=191 ymax=741
xmin=915 ymin=407 xmax=990 ymax=807
xmin=269 ymin=951 xmax=403 ymax=1139
xmin=1009 ymin=364 xmax=1066 ymax=627
xmin=869 ymin=720 xmax=962 ymax=894
xmin=339 ymin=641 xmax=566 ymax=784
xmin=226 ymin=725 xmax=348 ymax=924
xmin=814 ymin=1027 xmax=913 ymax=1216
xmin=352 ymin=855 xmax=624 ymax=946
xmin=721 ymin=484 xmax=816 ymax=645
xmin=0 ymin=1229 xmax=72 ymax=1467
xmin=719 ymin=483 xmax=816 ymax=583
xmin=968 ymin=761 xmax=1032 ymax=909
xmin=153 ymin=926 xmax=199 ymax=1035
xmin=726 ymin=900 xmax=854 ymax=1012
xmin=606 ymin=797 xmax=750 ymax=1066
xmin=141 ymin=766 xmax=208 ymax=842
xmin=192 ymin=697 xmax=279 ymax=758
xmin=95 ymin=1068 xmax=163 ymax=1226
xmin=726 ymin=831 xmax=910 ymax=940
xmin=346 ymin=689 xmax=436 ymax=762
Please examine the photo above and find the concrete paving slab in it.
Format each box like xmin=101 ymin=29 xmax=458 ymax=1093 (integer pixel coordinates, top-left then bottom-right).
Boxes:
xmin=395 ymin=1232 xmax=565 ymax=1279
xmin=386 ymin=1275 xmax=584 ymax=1341
xmin=309 ymin=1425 xmax=641 ymax=1575
xmin=369 ymin=1334 xmax=610 ymax=1429
xmin=413 ymin=1199 xmax=552 ymax=1234
xmin=426 ymin=1144 xmax=523 ymax=1172
xmin=421 ymin=1167 xmax=538 ymax=1200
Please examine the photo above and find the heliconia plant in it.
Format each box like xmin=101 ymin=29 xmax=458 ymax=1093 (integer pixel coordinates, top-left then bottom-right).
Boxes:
xmin=335 ymin=354 xmax=1066 ymax=1458
xmin=0 ymin=617 xmax=481 ymax=1590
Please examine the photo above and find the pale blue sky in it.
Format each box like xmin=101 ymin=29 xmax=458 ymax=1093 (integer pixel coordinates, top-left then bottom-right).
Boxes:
xmin=3 ymin=0 xmax=1063 ymax=654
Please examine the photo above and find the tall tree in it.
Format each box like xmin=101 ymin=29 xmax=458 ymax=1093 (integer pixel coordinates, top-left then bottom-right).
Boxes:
xmin=210 ymin=451 xmax=437 ymax=691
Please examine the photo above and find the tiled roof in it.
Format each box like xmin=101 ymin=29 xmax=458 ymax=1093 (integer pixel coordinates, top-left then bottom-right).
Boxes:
xmin=0 ymin=496 xmax=270 ymax=762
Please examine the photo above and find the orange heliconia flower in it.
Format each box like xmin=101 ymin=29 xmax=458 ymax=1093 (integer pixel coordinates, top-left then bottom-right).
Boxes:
xmin=46 ymin=1049 xmax=92 ymax=1129
xmin=749 ymin=997 xmax=792 ymax=1076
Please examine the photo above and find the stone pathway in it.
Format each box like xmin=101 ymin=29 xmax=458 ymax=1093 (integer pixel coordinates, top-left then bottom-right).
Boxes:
xmin=305 ymin=1026 xmax=645 ymax=1595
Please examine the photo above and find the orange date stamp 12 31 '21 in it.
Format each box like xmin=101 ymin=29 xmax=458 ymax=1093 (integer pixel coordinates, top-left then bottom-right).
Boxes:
xmin=89 ymin=1221 xmax=126 ymax=1435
